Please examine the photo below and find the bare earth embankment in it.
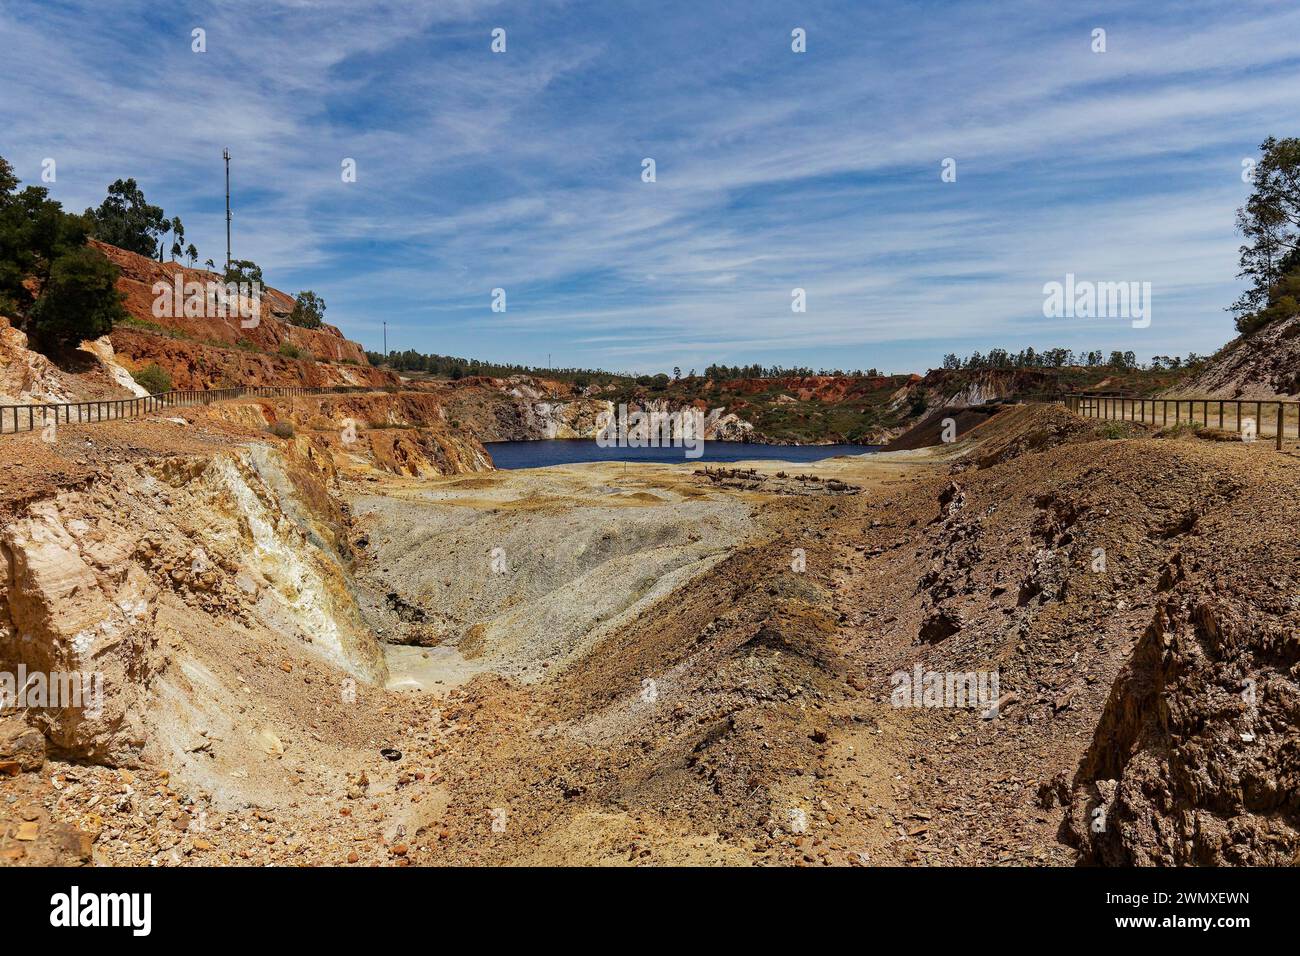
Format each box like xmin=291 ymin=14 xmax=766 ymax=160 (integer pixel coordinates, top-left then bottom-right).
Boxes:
xmin=1 ymin=400 xmax=1296 ymax=866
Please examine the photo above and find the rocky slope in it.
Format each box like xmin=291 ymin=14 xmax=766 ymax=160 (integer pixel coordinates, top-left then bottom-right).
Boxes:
xmin=594 ymin=368 xmax=1094 ymax=446
xmin=200 ymin=392 xmax=493 ymax=478
xmin=108 ymin=327 xmax=390 ymax=392
xmin=354 ymin=409 xmax=1297 ymax=867
xmin=0 ymin=403 xmax=517 ymax=862
xmin=911 ymin=368 xmax=1062 ymax=406
xmin=92 ymin=240 xmax=372 ymax=365
xmin=78 ymin=240 xmax=399 ymax=391
xmin=1169 ymin=312 xmax=1300 ymax=399
xmin=434 ymin=376 xmax=756 ymax=442
xmin=1 ymin=239 xmax=396 ymax=404
xmin=859 ymin=408 xmax=1300 ymax=865
xmin=349 ymin=465 xmax=753 ymax=671
xmin=2 ymin=405 xmax=1296 ymax=866
xmin=0 ymin=316 xmax=145 ymax=406
xmin=0 ymin=433 xmax=393 ymax=772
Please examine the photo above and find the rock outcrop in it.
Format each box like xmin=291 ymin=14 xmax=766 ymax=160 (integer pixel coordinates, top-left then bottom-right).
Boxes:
xmin=1065 ymin=549 xmax=1300 ymax=865
xmin=433 ymin=377 xmax=759 ymax=443
xmin=0 ymin=316 xmax=145 ymax=406
xmin=108 ymin=327 xmax=391 ymax=391
xmin=1168 ymin=312 xmax=1300 ymax=399
xmin=92 ymin=240 xmax=372 ymax=365
xmin=0 ymin=441 xmax=388 ymax=766
xmin=200 ymin=393 xmax=494 ymax=477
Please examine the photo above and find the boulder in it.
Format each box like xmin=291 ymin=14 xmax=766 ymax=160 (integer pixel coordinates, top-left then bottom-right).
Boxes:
xmin=0 ymin=716 xmax=46 ymax=772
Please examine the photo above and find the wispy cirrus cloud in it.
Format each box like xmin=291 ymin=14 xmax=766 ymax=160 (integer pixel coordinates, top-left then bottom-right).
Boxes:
xmin=1 ymin=0 xmax=1296 ymax=372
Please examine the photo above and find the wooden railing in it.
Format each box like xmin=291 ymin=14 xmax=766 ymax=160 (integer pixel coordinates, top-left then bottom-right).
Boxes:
xmin=1065 ymin=393 xmax=1299 ymax=450
xmin=0 ymin=385 xmax=380 ymax=435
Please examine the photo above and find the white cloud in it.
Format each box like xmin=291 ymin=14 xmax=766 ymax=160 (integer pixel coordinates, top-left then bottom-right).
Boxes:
xmin=0 ymin=0 xmax=1295 ymax=371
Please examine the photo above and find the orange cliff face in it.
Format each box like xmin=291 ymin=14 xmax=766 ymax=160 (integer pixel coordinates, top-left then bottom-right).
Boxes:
xmin=91 ymin=239 xmax=398 ymax=389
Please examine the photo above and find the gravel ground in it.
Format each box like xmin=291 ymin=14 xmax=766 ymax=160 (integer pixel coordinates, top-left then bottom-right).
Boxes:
xmin=4 ymin=406 xmax=1296 ymax=866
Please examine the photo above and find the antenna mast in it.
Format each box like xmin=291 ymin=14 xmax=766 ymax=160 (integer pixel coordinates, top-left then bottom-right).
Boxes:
xmin=223 ymin=147 xmax=232 ymax=272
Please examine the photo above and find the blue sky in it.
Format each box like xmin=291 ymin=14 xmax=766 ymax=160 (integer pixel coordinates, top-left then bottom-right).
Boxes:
xmin=2 ymin=0 xmax=1298 ymax=374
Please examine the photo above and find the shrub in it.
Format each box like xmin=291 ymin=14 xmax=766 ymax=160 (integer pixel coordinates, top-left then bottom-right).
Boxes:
xmin=1236 ymin=280 xmax=1299 ymax=334
xmin=267 ymin=421 xmax=294 ymax=438
xmin=1097 ymin=421 xmax=1129 ymax=439
xmin=26 ymin=246 xmax=129 ymax=352
xmin=1156 ymin=422 xmax=1200 ymax=440
xmin=131 ymin=362 xmax=172 ymax=394
xmin=288 ymin=291 xmax=325 ymax=329
xmin=278 ymin=342 xmax=302 ymax=359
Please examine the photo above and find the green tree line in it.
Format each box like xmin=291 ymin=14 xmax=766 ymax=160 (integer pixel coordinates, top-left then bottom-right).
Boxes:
xmin=940 ymin=347 xmax=1206 ymax=372
xmin=0 ymin=155 xmax=128 ymax=352
xmin=366 ymin=349 xmax=626 ymax=387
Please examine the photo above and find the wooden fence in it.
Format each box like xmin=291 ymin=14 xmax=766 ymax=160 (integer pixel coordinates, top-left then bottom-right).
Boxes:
xmin=1065 ymin=393 xmax=1299 ymax=450
xmin=0 ymin=385 xmax=380 ymax=435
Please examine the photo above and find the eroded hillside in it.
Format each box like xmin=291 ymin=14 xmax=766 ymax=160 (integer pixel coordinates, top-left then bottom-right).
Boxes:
xmin=1170 ymin=312 xmax=1300 ymax=399
xmin=2 ymin=400 xmax=1295 ymax=866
